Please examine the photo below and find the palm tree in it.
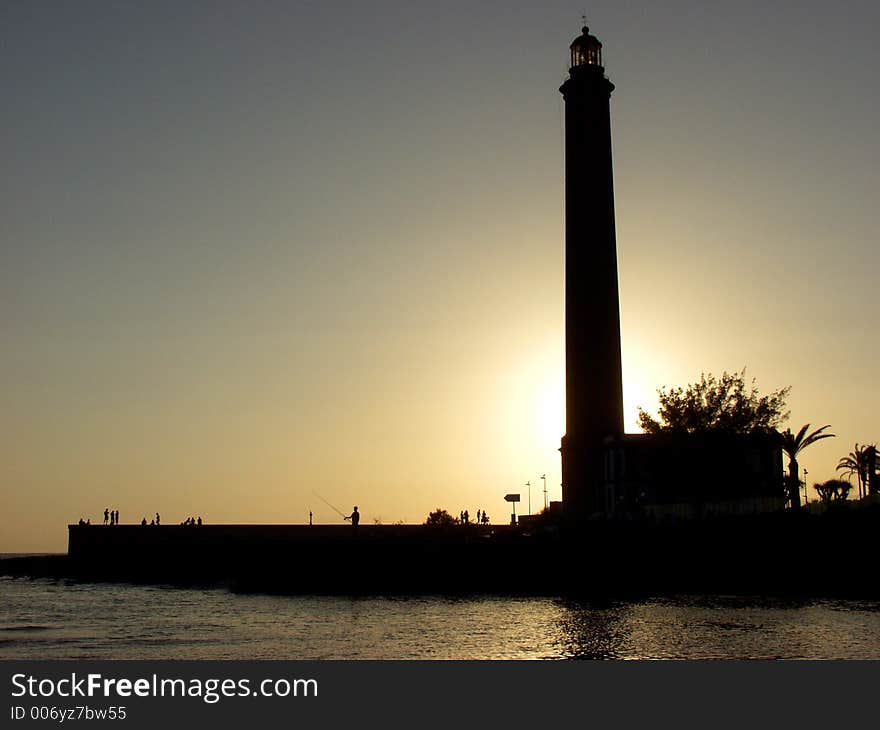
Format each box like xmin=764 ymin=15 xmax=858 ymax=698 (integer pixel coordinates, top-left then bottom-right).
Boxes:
xmin=780 ymin=424 xmax=835 ymax=508
xmin=869 ymin=445 xmax=879 ymax=496
xmin=837 ymin=444 xmax=878 ymax=499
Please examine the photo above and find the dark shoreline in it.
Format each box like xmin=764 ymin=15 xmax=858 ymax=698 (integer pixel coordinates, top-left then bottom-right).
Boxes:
xmin=2 ymin=507 xmax=878 ymax=600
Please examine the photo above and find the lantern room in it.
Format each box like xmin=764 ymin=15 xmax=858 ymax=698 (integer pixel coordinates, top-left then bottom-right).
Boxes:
xmin=569 ymin=26 xmax=603 ymax=70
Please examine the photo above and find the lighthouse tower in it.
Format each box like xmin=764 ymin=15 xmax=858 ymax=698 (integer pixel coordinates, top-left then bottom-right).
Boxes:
xmin=559 ymin=27 xmax=625 ymax=519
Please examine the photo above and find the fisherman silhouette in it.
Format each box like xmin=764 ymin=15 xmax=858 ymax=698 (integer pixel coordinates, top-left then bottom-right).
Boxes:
xmin=344 ymin=506 xmax=360 ymax=526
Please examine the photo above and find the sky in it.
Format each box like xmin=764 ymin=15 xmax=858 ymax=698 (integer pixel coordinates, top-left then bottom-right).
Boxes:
xmin=2 ymin=1 xmax=878 ymax=551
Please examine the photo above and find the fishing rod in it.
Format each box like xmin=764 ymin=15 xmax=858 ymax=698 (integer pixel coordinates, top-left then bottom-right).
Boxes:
xmin=311 ymin=491 xmax=347 ymax=519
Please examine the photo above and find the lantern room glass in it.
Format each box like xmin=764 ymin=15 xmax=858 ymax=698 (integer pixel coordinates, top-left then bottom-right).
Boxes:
xmin=570 ymin=30 xmax=603 ymax=69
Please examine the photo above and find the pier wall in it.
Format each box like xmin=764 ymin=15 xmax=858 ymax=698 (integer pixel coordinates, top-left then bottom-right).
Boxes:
xmin=59 ymin=509 xmax=880 ymax=597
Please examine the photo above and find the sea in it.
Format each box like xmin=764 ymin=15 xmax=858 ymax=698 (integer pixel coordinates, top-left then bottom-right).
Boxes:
xmin=3 ymin=571 xmax=880 ymax=660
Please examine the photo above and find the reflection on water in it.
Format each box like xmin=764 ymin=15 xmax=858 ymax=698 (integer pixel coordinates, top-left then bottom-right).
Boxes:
xmin=553 ymin=601 xmax=628 ymax=659
xmin=1 ymin=577 xmax=879 ymax=659
xmin=554 ymin=596 xmax=880 ymax=659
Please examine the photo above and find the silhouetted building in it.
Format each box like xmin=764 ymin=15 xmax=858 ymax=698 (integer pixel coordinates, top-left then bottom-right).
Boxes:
xmin=559 ymin=26 xmax=624 ymax=520
xmin=603 ymin=432 xmax=784 ymax=518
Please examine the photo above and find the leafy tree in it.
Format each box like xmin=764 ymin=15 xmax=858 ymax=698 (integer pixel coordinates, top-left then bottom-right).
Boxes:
xmin=814 ymin=479 xmax=853 ymax=503
xmin=425 ymin=508 xmax=459 ymax=527
xmin=637 ymin=369 xmax=790 ymax=435
xmin=779 ymin=424 xmax=835 ymax=508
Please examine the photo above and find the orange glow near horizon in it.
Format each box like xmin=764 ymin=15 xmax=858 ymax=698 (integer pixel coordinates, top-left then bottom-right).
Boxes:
xmin=3 ymin=7 xmax=878 ymax=553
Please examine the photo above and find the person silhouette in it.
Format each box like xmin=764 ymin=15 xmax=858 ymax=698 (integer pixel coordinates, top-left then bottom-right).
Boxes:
xmin=114 ymin=510 xmax=119 ymax=525
xmin=103 ymin=508 xmax=109 ymax=525
xmin=197 ymin=516 xmax=202 ymax=526
xmin=344 ymin=506 xmax=360 ymax=526
xmin=155 ymin=512 xmax=161 ymax=525
xmin=141 ymin=517 xmax=147 ymax=526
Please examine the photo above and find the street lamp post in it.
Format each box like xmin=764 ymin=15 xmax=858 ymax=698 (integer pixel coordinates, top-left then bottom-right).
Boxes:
xmin=803 ymin=468 xmax=808 ymax=507
xmin=541 ymin=474 xmax=547 ymax=510
xmin=525 ymin=481 xmax=531 ymax=515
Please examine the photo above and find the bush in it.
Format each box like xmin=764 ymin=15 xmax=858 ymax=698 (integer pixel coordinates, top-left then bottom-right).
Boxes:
xmin=425 ymin=509 xmax=459 ymax=527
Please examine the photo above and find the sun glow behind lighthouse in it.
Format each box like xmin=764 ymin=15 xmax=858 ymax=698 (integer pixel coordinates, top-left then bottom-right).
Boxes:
xmin=2 ymin=4 xmax=878 ymax=551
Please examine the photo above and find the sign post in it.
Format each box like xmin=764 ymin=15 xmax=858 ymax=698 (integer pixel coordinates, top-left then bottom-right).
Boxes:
xmin=504 ymin=493 xmax=520 ymax=525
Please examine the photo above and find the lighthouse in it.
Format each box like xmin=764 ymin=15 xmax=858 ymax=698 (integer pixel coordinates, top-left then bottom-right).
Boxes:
xmin=559 ymin=26 xmax=625 ymax=520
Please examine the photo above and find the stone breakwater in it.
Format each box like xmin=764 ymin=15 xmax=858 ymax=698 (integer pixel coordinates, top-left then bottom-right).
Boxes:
xmin=2 ymin=509 xmax=878 ymax=598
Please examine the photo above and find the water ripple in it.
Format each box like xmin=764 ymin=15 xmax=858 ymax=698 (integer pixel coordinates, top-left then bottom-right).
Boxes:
xmin=1 ymin=578 xmax=879 ymax=659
